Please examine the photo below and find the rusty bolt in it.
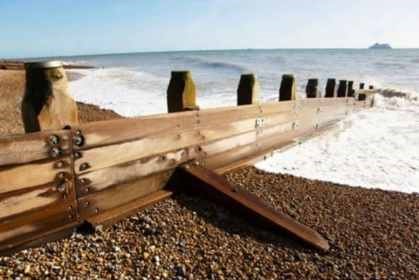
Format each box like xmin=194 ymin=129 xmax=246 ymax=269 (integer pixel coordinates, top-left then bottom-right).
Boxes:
xmin=73 ymin=135 xmax=84 ymax=147
xmin=48 ymin=135 xmax=60 ymax=146
xmin=56 ymin=181 xmax=68 ymax=193
xmin=84 ymin=187 xmax=90 ymax=194
xmin=57 ymin=172 xmax=67 ymax=180
xmin=79 ymin=162 xmax=90 ymax=171
xmin=95 ymin=208 xmax=99 ymax=214
xmin=84 ymin=201 xmax=89 ymax=207
xmin=73 ymin=151 xmax=82 ymax=159
xmin=55 ymin=160 xmax=65 ymax=169
xmin=49 ymin=147 xmax=62 ymax=158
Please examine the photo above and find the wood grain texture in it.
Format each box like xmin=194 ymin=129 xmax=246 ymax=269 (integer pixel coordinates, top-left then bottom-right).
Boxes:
xmin=78 ymin=171 xmax=171 ymax=220
xmin=0 ymin=130 xmax=71 ymax=166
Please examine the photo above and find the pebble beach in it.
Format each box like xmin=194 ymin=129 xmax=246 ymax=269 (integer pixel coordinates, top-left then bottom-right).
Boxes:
xmin=0 ymin=69 xmax=418 ymax=279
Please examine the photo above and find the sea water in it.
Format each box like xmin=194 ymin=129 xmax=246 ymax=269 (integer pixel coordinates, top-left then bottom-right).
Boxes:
xmin=62 ymin=49 xmax=418 ymax=193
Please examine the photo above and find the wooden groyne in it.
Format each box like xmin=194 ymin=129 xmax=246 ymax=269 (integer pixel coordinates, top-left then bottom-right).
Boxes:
xmin=0 ymin=61 xmax=377 ymax=255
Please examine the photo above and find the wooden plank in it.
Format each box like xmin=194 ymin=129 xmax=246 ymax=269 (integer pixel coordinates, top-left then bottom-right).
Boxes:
xmin=0 ymin=183 xmax=63 ymax=221
xmin=77 ymin=147 xmax=200 ymax=196
xmin=78 ymin=171 xmax=171 ymax=220
xmin=174 ymin=165 xmax=330 ymax=251
xmin=86 ymin=190 xmax=173 ymax=227
xmin=0 ymin=130 xmax=71 ymax=166
xmin=0 ymin=159 xmax=68 ymax=194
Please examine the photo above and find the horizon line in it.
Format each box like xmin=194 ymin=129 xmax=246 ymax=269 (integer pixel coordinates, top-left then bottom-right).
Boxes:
xmin=7 ymin=47 xmax=419 ymax=60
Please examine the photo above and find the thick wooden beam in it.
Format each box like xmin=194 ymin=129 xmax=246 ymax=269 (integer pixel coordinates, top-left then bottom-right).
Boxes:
xmin=325 ymin=78 xmax=336 ymax=98
xmin=306 ymin=79 xmax=319 ymax=98
xmin=359 ymin=83 xmax=365 ymax=90
xmin=237 ymin=74 xmax=260 ymax=106
xmin=170 ymin=164 xmax=330 ymax=251
xmin=22 ymin=61 xmax=79 ymax=133
xmin=167 ymin=71 xmax=199 ymax=113
xmin=337 ymin=80 xmax=347 ymax=98
xmin=279 ymin=74 xmax=297 ymax=101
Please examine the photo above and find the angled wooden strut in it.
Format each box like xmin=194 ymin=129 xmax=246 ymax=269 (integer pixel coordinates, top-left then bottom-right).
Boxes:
xmin=170 ymin=164 xmax=330 ymax=252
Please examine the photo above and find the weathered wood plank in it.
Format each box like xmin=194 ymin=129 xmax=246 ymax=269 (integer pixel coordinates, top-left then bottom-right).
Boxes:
xmin=77 ymin=147 xmax=200 ymax=196
xmin=86 ymin=190 xmax=173 ymax=227
xmin=78 ymin=171 xmax=171 ymax=220
xmin=0 ymin=130 xmax=71 ymax=166
xmin=0 ymin=160 xmax=69 ymax=194
xmin=0 ymin=184 xmax=63 ymax=221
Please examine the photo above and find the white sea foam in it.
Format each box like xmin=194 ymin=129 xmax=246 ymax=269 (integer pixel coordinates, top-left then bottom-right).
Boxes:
xmin=256 ymin=90 xmax=419 ymax=193
xmin=69 ymin=68 xmax=168 ymax=116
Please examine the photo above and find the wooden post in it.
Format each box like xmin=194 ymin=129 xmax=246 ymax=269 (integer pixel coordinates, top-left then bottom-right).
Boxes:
xmin=359 ymin=83 xmax=365 ymax=90
xmin=347 ymin=81 xmax=354 ymax=97
xmin=167 ymin=71 xmax=199 ymax=113
xmin=325 ymin=78 xmax=336 ymax=98
xmin=22 ymin=61 xmax=79 ymax=133
xmin=279 ymin=74 xmax=297 ymax=101
xmin=237 ymin=74 xmax=260 ymax=106
xmin=305 ymin=79 xmax=319 ymax=98
xmin=337 ymin=80 xmax=347 ymax=98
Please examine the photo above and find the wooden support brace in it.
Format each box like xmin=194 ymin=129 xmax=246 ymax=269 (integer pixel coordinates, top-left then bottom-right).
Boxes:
xmin=306 ymin=79 xmax=319 ymax=98
xmin=167 ymin=71 xmax=199 ymax=113
xmin=237 ymin=74 xmax=260 ymax=106
xmin=171 ymin=164 xmax=330 ymax=251
xmin=325 ymin=78 xmax=336 ymax=98
xmin=279 ymin=74 xmax=297 ymax=101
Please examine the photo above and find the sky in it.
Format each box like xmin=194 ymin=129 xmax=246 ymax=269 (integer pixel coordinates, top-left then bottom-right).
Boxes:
xmin=1 ymin=0 xmax=419 ymax=58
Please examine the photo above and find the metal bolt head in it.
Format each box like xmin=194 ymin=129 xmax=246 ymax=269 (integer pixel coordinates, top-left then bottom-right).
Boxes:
xmin=73 ymin=151 xmax=82 ymax=159
xmin=56 ymin=181 xmax=68 ymax=193
xmin=49 ymin=147 xmax=62 ymax=158
xmin=79 ymin=162 xmax=90 ymax=171
xmin=73 ymin=135 xmax=84 ymax=147
xmin=57 ymin=172 xmax=67 ymax=180
xmin=55 ymin=160 xmax=65 ymax=169
xmin=48 ymin=135 xmax=60 ymax=146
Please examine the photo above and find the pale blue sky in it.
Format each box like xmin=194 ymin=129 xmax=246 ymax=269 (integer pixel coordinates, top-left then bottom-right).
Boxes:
xmin=1 ymin=0 xmax=418 ymax=58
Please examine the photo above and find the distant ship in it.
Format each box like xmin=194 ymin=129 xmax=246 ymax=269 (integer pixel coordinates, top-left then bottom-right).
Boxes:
xmin=369 ymin=43 xmax=392 ymax=49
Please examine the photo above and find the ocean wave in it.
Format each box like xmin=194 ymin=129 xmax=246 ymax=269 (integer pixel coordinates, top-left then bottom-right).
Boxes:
xmin=172 ymin=56 xmax=249 ymax=73
xmin=373 ymin=62 xmax=407 ymax=69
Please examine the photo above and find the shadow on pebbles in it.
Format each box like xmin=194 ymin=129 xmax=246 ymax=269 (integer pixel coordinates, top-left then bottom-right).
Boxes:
xmin=0 ymin=167 xmax=418 ymax=279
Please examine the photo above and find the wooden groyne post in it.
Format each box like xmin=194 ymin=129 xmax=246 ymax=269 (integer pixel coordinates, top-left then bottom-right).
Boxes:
xmin=22 ymin=61 xmax=79 ymax=133
xmin=325 ymin=78 xmax=336 ymax=98
xmin=337 ymin=80 xmax=347 ymax=97
xmin=348 ymin=81 xmax=355 ymax=97
xmin=237 ymin=74 xmax=260 ymax=105
xmin=167 ymin=71 xmax=199 ymax=113
xmin=279 ymin=74 xmax=297 ymax=101
xmin=306 ymin=79 xmax=319 ymax=98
